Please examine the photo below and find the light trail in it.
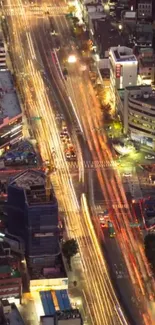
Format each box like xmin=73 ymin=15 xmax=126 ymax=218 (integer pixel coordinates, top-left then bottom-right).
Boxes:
xmin=4 ymin=0 xmax=147 ymax=325
xmin=68 ymin=96 xmax=84 ymax=135
xmin=64 ymin=37 xmax=155 ymax=323
xmin=4 ymin=0 xmax=130 ymax=324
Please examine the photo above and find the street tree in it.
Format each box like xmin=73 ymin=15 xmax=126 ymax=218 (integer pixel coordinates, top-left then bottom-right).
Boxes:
xmin=62 ymin=239 xmax=78 ymax=270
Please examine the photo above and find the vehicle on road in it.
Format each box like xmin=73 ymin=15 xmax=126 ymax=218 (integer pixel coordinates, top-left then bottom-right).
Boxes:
xmin=65 ymin=152 xmax=71 ymax=160
xmin=123 ymin=172 xmax=132 ymax=177
xmin=108 ymin=221 xmax=116 ymax=238
xmin=145 ymin=155 xmax=155 ymax=160
xmin=70 ymin=150 xmax=76 ymax=159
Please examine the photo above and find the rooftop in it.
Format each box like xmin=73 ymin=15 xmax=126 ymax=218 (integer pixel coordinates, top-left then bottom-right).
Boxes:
xmin=110 ymin=46 xmax=137 ymax=62
xmin=92 ymin=18 xmax=126 ymax=58
xmin=0 ymin=264 xmax=21 ymax=278
xmin=137 ymin=95 xmax=155 ymax=107
xmin=41 ymin=310 xmax=82 ymax=325
xmin=0 ymin=71 xmax=21 ymax=126
xmin=8 ymin=305 xmax=25 ymax=325
xmin=139 ymin=57 xmax=154 ymax=67
xmin=29 ymin=254 xmax=66 ymax=280
xmin=138 ymin=0 xmax=152 ymax=4
xmin=10 ymin=169 xmax=45 ymax=191
xmin=10 ymin=170 xmax=54 ymax=205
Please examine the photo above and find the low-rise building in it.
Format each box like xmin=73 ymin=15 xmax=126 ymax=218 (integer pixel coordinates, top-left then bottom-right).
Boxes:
xmin=88 ymin=11 xmax=126 ymax=63
xmin=40 ymin=309 xmax=83 ymax=325
xmin=138 ymin=48 xmax=155 ymax=85
xmin=0 ymin=242 xmax=22 ymax=303
xmin=135 ymin=23 xmax=153 ymax=47
xmin=0 ymin=70 xmax=22 ymax=153
xmin=137 ymin=0 xmax=152 ymax=20
xmin=116 ymin=85 xmax=155 ymax=148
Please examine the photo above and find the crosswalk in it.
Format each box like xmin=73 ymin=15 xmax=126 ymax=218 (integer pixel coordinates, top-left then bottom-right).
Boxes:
xmin=2 ymin=5 xmax=68 ymax=17
xmin=62 ymin=160 xmax=117 ymax=171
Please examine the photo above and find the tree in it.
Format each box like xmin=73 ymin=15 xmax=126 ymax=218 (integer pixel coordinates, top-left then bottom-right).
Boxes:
xmin=144 ymin=234 xmax=155 ymax=275
xmin=62 ymin=239 xmax=78 ymax=270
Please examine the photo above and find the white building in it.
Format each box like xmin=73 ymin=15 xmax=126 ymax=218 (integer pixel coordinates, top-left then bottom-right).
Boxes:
xmin=116 ymin=85 xmax=155 ymax=149
xmin=109 ymin=46 xmax=138 ymax=98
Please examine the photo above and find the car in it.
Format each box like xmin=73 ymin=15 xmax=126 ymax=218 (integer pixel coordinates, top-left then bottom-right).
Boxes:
xmin=60 ymin=132 xmax=65 ymax=138
xmin=65 ymin=134 xmax=70 ymax=141
xmin=145 ymin=155 xmax=155 ymax=160
xmin=63 ymin=129 xmax=68 ymax=136
xmin=65 ymin=152 xmax=71 ymax=160
xmin=70 ymin=150 xmax=76 ymax=159
xmin=123 ymin=172 xmax=132 ymax=177
xmin=62 ymin=125 xmax=68 ymax=131
xmin=101 ymin=222 xmax=106 ymax=228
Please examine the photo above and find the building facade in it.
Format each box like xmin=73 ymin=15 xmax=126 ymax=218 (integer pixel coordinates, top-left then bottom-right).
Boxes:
xmin=137 ymin=0 xmax=152 ymax=20
xmin=117 ymin=85 xmax=155 ymax=148
xmin=0 ymin=38 xmax=22 ymax=153
xmin=0 ymin=70 xmax=22 ymax=153
xmin=109 ymin=46 xmax=138 ymax=98
xmin=7 ymin=170 xmax=60 ymax=267
xmin=40 ymin=309 xmax=83 ymax=325
xmin=138 ymin=48 xmax=155 ymax=85
xmin=0 ymin=243 xmax=21 ymax=302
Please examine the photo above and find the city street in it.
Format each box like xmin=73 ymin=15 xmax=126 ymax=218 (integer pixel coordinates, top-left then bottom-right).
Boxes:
xmin=3 ymin=1 xmax=128 ymax=325
xmin=3 ymin=0 xmax=155 ymax=325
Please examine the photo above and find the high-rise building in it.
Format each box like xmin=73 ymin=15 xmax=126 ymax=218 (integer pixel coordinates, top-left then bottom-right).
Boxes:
xmin=109 ymin=46 xmax=138 ymax=97
xmin=7 ymin=170 xmax=60 ymax=267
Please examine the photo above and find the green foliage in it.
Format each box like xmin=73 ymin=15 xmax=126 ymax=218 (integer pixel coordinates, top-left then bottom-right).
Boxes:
xmin=62 ymin=239 xmax=78 ymax=269
xmin=144 ymin=234 xmax=155 ymax=274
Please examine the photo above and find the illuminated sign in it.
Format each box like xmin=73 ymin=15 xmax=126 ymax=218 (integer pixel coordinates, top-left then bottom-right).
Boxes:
xmin=116 ymin=64 xmax=121 ymax=78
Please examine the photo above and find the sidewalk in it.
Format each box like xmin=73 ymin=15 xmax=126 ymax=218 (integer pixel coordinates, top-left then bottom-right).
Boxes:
xmin=65 ymin=255 xmax=92 ymax=325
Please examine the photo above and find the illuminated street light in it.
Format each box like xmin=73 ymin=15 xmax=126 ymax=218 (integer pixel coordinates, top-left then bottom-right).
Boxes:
xmin=104 ymin=4 xmax=109 ymax=11
xmin=67 ymin=55 xmax=77 ymax=63
xmin=118 ymin=24 xmax=123 ymax=30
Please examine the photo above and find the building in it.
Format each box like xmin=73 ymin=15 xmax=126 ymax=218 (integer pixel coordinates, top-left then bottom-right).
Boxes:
xmin=141 ymin=197 xmax=155 ymax=229
xmin=116 ymin=85 xmax=155 ymax=148
xmin=1 ymin=302 xmax=26 ymax=325
xmin=0 ymin=70 xmax=22 ymax=153
xmin=121 ymin=11 xmax=137 ymax=29
xmin=40 ymin=309 xmax=83 ymax=325
xmin=135 ymin=23 xmax=153 ymax=48
xmin=7 ymin=170 xmax=60 ymax=267
xmin=137 ymin=0 xmax=152 ymax=20
xmin=0 ymin=40 xmax=6 ymax=69
xmin=0 ymin=242 xmax=22 ymax=303
xmin=138 ymin=48 xmax=155 ymax=85
xmin=109 ymin=46 xmax=138 ymax=97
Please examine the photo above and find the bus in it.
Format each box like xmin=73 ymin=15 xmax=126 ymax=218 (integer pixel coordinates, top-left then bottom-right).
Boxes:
xmin=108 ymin=221 xmax=116 ymax=238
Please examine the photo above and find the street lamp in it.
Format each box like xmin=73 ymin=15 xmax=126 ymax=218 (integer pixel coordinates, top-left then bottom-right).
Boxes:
xmin=67 ymin=55 xmax=77 ymax=63
xmin=118 ymin=24 xmax=123 ymax=30
xmin=104 ymin=4 xmax=109 ymax=11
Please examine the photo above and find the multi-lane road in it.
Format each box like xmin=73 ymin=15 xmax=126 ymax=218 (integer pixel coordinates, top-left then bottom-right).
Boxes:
xmin=3 ymin=0 xmax=155 ymax=324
